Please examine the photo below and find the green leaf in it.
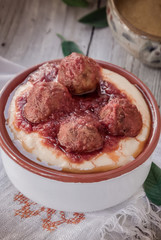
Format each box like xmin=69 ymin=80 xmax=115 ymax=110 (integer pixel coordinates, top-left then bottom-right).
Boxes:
xmin=57 ymin=34 xmax=84 ymax=56
xmin=79 ymin=6 xmax=108 ymax=28
xmin=62 ymin=0 xmax=89 ymax=7
xmin=62 ymin=41 xmax=83 ymax=56
xmin=143 ymin=163 xmax=161 ymax=206
xmin=56 ymin=33 xmax=66 ymax=42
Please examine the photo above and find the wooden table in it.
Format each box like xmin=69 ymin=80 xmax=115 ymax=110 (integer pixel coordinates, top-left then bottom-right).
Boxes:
xmin=0 ymin=0 xmax=161 ymax=239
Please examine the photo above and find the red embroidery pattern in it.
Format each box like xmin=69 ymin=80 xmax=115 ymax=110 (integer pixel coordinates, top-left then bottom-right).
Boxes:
xmin=14 ymin=192 xmax=85 ymax=232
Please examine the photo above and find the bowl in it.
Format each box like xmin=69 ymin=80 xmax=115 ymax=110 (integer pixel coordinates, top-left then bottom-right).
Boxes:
xmin=107 ymin=0 xmax=161 ymax=68
xmin=0 ymin=59 xmax=160 ymax=212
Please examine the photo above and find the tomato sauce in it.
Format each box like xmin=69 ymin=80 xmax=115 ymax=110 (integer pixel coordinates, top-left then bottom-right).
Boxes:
xmin=15 ymin=70 xmax=126 ymax=163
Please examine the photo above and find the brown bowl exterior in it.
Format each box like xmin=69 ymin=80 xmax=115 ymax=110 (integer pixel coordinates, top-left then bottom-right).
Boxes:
xmin=0 ymin=60 xmax=160 ymax=183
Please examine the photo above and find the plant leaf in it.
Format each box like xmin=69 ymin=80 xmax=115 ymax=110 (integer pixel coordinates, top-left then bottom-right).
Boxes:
xmin=62 ymin=41 xmax=83 ymax=56
xmin=143 ymin=162 xmax=161 ymax=206
xmin=62 ymin=0 xmax=88 ymax=7
xmin=56 ymin=33 xmax=66 ymax=42
xmin=79 ymin=6 xmax=108 ymax=28
xmin=57 ymin=33 xmax=84 ymax=56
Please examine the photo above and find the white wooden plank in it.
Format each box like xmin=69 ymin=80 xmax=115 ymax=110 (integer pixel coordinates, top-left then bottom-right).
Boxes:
xmin=88 ymin=27 xmax=114 ymax=62
xmin=137 ymin=64 xmax=161 ymax=110
xmin=0 ymin=0 xmax=97 ymax=67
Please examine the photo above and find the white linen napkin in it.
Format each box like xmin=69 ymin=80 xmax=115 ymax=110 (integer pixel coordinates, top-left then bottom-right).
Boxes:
xmin=0 ymin=56 xmax=161 ymax=240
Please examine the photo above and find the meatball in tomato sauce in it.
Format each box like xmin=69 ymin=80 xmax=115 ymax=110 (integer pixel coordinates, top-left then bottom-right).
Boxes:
xmin=24 ymin=82 xmax=72 ymax=123
xmin=58 ymin=116 xmax=104 ymax=153
xmin=58 ymin=52 xmax=101 ymax=95
xmin=99 ymin=98 xmax=142 ymax=137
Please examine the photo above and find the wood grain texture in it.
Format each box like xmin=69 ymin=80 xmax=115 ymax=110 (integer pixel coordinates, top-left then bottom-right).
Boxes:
xmin=0 ymin=0 xmax=161 ymax=237
xmin=0 ymin=0 xmax=97 ymax=65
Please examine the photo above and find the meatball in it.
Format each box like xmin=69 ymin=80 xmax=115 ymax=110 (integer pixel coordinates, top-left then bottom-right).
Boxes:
xmin=58 ymin=52 xmax=101 ymax=95
xmin=99 ymin=98 xmax=142 ymax=137
xmin=24 ymin=82 xmax=72 ymax=123
xmin=58 ymin=116 xmax=104 ymax=153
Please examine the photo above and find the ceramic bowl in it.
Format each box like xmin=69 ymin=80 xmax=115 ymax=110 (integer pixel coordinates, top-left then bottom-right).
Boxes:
xmin=107 ymin=0 xmax=161 ymax=68
xmin=0 ymin=60 xmax=160 ymax=212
